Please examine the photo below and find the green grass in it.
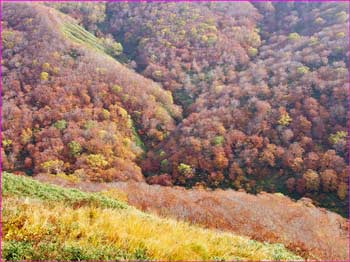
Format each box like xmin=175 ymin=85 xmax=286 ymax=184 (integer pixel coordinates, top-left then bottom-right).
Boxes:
xmin=61 ymin=21 xmax=107 ymax=53
xmin=2 ymin=240 xmax=146 ymax=261
xmin=2 ymin=172 xmax=128 ymax=209
xmin=2 ymin=173 xmax=303 ymax=261
xmin=60 ymin=21 xmax=122 ymax=61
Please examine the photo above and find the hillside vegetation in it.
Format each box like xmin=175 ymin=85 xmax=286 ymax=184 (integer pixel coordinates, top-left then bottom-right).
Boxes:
xmin=116 ymin=2 xmax=349 ymax=215
xmin=34 ymin=173 xmax=350 ymax=261
xmin=2 ymin=173 xmax=302 ymax=261
xmin=2 ymin=3 xmax=181 ymax=183
xmin=1 ymin=2 xmax=349 ymax=261
xmin=4 ymin=2 xmax=347 ymax=216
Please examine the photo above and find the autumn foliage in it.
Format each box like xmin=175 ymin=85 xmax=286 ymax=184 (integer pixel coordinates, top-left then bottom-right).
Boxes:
xmin=2 ymin=3 xmax=180 ymax=182
xmin=1 ymin=2 xmax=349 ymax=216
xmin=110 ymin=2 xmax=349 ymax=214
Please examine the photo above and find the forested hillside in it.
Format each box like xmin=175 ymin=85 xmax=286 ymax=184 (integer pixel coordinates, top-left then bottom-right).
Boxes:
xmin=1 ymin=2 xmax=349 ymax=260
xmin=107 ymin=2 xmax=349 ymax=216
xmin=2 ymin=3 xmax=181 ymax=183
xmin=22 ymin=1 xmax=348 ymax=215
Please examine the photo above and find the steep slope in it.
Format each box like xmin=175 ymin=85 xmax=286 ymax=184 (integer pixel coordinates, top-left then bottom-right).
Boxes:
xmin=2 ymin=2 xmax=181 ymax=182
xmin=2 ymin=173 xmax=302 ymax=261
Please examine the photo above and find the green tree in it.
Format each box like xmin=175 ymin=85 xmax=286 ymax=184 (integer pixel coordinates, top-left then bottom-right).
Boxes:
xmin=178 ymin=163 xmax=193 ymax=178
xmin=102 ymin=37 xmax=123 ymax=57
xmin=296 ymin=66 xmax=310 ymax=75
xmin=160 ymin=159 xmax=169 ymax=172
xmin=53 ymin=120 xmax=67 ymax=130
xmin=213 ymin=136 xmax=224 ymax=146
xmin=288 ymin=32 xmax=300 ymax=41
xmin=68 ymin=141 xmax=82 ymax=157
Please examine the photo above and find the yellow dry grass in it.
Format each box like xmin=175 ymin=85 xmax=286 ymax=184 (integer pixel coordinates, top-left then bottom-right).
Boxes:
xmin=3 ymin=196 xmax=301 ymax=261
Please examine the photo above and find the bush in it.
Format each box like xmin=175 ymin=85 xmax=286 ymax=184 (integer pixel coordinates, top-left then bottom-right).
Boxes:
xmin=3 ymin=138 xmax=13 ymax=148
xmin=329 ymin=131 xmax=347 ymax=145
xmin=160 ymin=159 xmax=169 ymax=172
xmin=178 ymin=163 xmax=193 ymax=178
xmin=40 ymin=71 xmax=49 ymax=81
xmin=68 ymin=141 xmax=82 ymax=157
xmin=278 ymin=112 xmax=292 ymax=126
xmin=112 ymin=84 xmax=122 ymax=93
xmin=296 ymin=66 xmax=310 ymax=75
xmin=83 ymin=120 xmax=97 ymax=130
xmin=1 ymin=173 xmax=304 ymax=261
xmin=247 ymin=47 xmax=258 ymax=57
xmin=42 ymin=62 xmax=50 ymax=71
xmin=102 ymin=37 xmax=123 ymax=57
xmin=86 ymin=154 xmax=108 ymax=168
xmin=53 ymin=120 xmax=67 ymax=130
xmin=288 ymin=32 xmax=301 ymax=41
xmin=41 ymin=160 xmax=64 ymax=174
xmin=213 ymin=136 xmax=224 ymax=146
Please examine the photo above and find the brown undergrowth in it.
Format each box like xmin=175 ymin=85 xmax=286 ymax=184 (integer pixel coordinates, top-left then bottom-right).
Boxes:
xmin=35 ymin=173 xmax=349 ymax=260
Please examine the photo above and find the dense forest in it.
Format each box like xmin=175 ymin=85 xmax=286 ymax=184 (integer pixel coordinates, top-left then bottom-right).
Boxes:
xmin=2 ymin=1 xmax=349 ymax=261
xmin=3 ymin=2 xmax=348 ymax=216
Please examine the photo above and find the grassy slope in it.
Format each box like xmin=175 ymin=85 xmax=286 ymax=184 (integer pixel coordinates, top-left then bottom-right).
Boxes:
xmin=2 ymin=172 xmax=302 ymax=261
xmin=61 ymin=21 xmax=106 ymax=53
